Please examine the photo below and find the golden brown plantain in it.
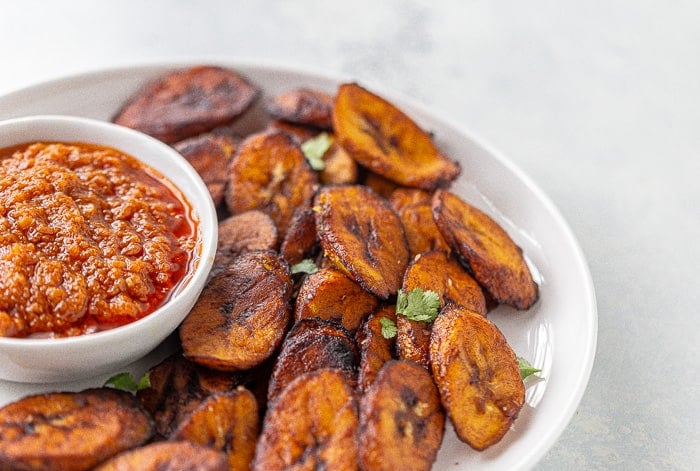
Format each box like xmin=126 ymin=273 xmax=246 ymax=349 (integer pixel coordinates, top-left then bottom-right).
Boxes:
xmin=395 ymin=250 xmax=485 ymax=370
xmin=267 ymin=318 xmax=358 ymax=403
xmin=265 ymin=88 xmax=334 ymax=129
xmin=333 ymin=82 xmax=460 ymax=189
xmin=0 ymin=388 xmax=153 ymax=471
xmin=358 ymin=360 xmax=445 ymax=471
xmin=137 ymin=353 xmax=244 ymax=438
xmin=94 ymin=441 xmax=228 ymax=471
xmin=403 ymin=250 xmax=487 ymax=315
xmin=314 ymin=185 xmax=409 ymax=299
xmin=171 ymin=388 xmax=259 ymax=471
xmin=173 ymin=132 xmax=237 ymax=206
xmin=320 ymin=142 xmax=359 ymax=185
xmin=356 ymin=304 xmax=397 ymax=393
xmin=180 ymin=250 xmax=293 ymax=372
xmin=430 ymin=304 xmax=525 ymax=450
xmin=253 ymin=369 xmax=359 ymax=471
xmin=213 ymin=211 xmax=278 ymax=275
xmin=390 ymin=188 xmax=451 ymax=257
xmin=264 ymin=119 xmax=320 ymax=144
xmin=279 ymin=207 xmax=318 ymax=265
xmin=362 ymin=171 xmax=401 ymax=200
xmin=113 ymin=66 xmax=258 ymax=144
xmin=225 ymin=131 xmax=318 ymax=239
xmin=431 ymin=189 xmax=538 ymax=310
xmin=294 ymin=267 xmax=379 ymax=332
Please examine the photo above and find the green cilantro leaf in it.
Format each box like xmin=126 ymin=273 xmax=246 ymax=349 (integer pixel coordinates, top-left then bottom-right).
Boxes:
xmin=104 ymin=372 xmax=151 ymax=392
xmin=517 ymin=357 xmax=541 ymax=380
xmin=290 ymin=259 xmax=319 ymax=275
xmin=380 ymin=316 xmax=398 ymax=339
xmin=301 ymin=133 xmax=333 ymax=171
xmin=396 ymin=288 xmax=441 ymax=323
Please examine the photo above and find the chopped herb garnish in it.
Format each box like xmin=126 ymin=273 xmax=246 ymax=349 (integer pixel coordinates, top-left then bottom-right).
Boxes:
xmin=396 ymin=288 xmax=441 ymax=323
xmin=301 ymin=132 xmax=333 ymax=170
xmin=517 ymin=357 xmax=542 ymax=380
xmin=104 ymin=371 xmax=151 ymax=392
xmin=380 ymin=316 xmax=398 ymax=339
xmin=290 ymin=259 xmax=319 ymax=275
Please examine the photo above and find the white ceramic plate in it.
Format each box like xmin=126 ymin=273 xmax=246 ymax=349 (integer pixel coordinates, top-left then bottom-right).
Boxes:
xmin=0 ymin=61 xmax=597 ymax=470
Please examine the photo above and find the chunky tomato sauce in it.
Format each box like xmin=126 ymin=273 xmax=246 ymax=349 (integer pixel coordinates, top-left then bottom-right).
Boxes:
xmin=0 ymin=142 xmax=198 ymax=338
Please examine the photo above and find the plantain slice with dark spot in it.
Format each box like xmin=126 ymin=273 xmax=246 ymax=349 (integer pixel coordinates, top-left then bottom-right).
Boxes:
xmin=113 ymin=66 xmax=258 ymax=144
xmin=180 ymin=250 xmax=293 ymax=372
xmin=94 ymin=441 xmax=228 ymax=471
xmin=320 ymin=142 xmax=359 ymax=185
xmin=390 ymin=188 xmax=450 ymax=257
xmin=430 ymin=304 xmax=525 ymax=451
xmin=265 ymin=88 xmax=334 ymax=129
xmin=279 ymin=207 xmax=317 ymax=265
xmin=294 ymin=267 xmax=379 ymax=332
xmin=0 ymin=388 xmax=153 ymax=471
xmin=267 ymin=318 xmax=358 ymax=404
xmin=173 ymin=132 xmax=237 ymax=206
xmin=213 ymin=210 xmax=278 ymax=275
xmin=431 ymin=189 xmax=539 ymax=310
xmin=253 ymin=369 xmax=359 ymax=471
xmin=137 ymin=353 xmax=244 ymax=439
xmin=356 ymin=304 xmax=397 ymax=393
xmin=358 ymin=360 xmax=445 ymax=471
xmin=314 ymin=185 xmax=409 ymax=299
xmin=225 ymin=131 xmax=318 ymax=239
xmin=171 ymin=388 xmax=259 ymax=471
xmin=333 ymin=82 xmax=460 ymax=190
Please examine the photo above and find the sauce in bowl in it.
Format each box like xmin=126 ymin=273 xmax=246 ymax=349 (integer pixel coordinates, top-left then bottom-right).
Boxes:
xmin=0 ymin=141 xmax=197 ymax=338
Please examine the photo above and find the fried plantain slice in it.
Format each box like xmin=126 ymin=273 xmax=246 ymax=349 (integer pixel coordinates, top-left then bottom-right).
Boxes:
xmin=362 ymin=171 xmax=400 ymax=200
xmin=265 ymin=88 xmax=334 ymax=129
xmin=225 ymin=131 xmax=318 ymax=239
xmin=267 ymin=318 xmax=359 ymax=403
xmin=397 ymin=250 xmax=487 ymax=370
xmin=320 ymin=142 xmax=359 ymax=185
xmin=180 ymin=250 xmax=293 ymax=372
xmin=113 ymin=66 xmax=258 ymax=144
xmin=279 ymin=207 xmax=317 ymax=265
xmin=94 ymin=441 xmax=228 ymax=471
xmin=264 ymin=119 xmax=320 ymax=144
xmin=253 ymin=369 xmax=359 ymax=471
xmin=314 ymin=185 xmax=409 ymax=299
xmin=404 ymin=250 xmax=487 ymax=315
xmin=172 ymin=388 xmax=259 ymax=471
xmin=173 ymin=132 xmax=237 ymax=206
xmin=358 ymin=360 xmax=445 ymax=471
xmin=430 ymin=304 xmax=525 ymax=450
xmin=356 ymin=304 xmax=397 ymax=393
xmin=390 ymin=188 xmax=450 ymax=257
xmin=0 ymin=388 xmax=153 ymax=471
xmin=294 ymin=267 xmax=379 ymax=332
xmin=213 ymin=210 xmax=278 ymax=274
xmin=333 ymin=82 xmax=460 ymax=190
xmin=137 ymin=353 xmax=244 ymax=438
xmin=431 ymin=189 xmax=538 ymax=310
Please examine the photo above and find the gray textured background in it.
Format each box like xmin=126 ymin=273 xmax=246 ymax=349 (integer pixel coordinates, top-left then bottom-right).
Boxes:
xmin=1 ymin=1 xmax=698 ymax=468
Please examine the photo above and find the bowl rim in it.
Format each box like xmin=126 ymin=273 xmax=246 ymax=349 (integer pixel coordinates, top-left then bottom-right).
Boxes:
xmin=0 ymin=114 xmax=218 ymax=347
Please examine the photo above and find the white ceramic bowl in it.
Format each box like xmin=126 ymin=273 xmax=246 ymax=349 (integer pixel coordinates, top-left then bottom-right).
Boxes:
xmin=0 ymin=115 xmax=217 ymax=383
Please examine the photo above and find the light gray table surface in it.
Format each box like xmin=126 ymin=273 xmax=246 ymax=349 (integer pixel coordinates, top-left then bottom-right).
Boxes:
xmin=1 ymin=1 xmax=698 ymax=469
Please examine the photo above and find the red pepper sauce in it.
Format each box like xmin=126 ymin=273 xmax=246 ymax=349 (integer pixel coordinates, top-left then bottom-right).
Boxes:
xmin=0 ymin=142 xmax=198 ymax=338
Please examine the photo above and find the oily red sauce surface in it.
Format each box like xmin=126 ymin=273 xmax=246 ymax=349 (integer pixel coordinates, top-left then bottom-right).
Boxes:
xmin=0 ymin=142 xmax=198 ymax=338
